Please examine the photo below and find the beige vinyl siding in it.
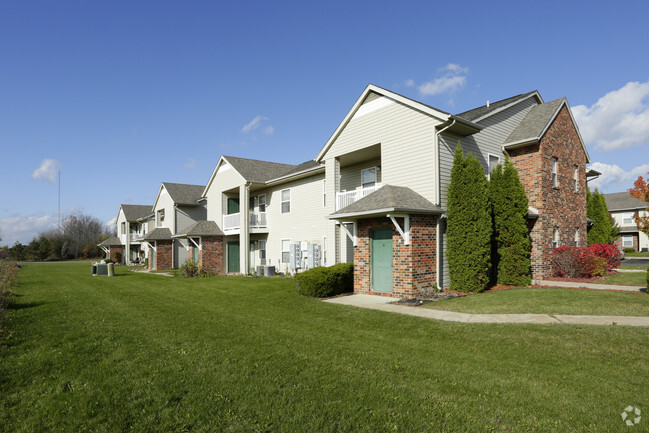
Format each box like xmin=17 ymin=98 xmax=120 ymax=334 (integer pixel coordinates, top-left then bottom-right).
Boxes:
xmin=324 ymin=96 xmax=443 ymax=204
xmin=339 ymin=159 xmax=382 ymax=192
xmin=153 ymin=187 xmax=176 ymax=232
xmin=175 ymin=203 xmax=207 ymax=233
xmin=204 ymin=163 xmax=246 ymax=225
xmin=256 ymin=172 xmax=331 ymax=272
xmin=362 ymin=91 xmax=382 ymax=104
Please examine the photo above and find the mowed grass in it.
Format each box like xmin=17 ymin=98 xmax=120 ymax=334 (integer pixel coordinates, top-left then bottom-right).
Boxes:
xmin=1 ymin=264 xmax=649 ymax=432
xmin=598 ymin=270 xmax=647 ymax=286
xmin=425 ymin=287 xmax=649 ymax=316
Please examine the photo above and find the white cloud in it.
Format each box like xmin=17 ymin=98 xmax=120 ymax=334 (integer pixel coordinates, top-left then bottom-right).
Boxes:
xmin=32 ymin=159 xmax=60 ymax=183
xmin=588 ymin=162 xmax=649 ymax=192
xmin=0 ymin=211 xmax=59 ymax=246
xmin=241 ymin=115 xmax=268 ymax=134
xmin=572 ymin=80 xmax=649 ymax=151
xmin=403 ymin=78 xmax=415 ymax=88
xmin=106 ymin=217 xmax=117 ymax=227
xmin=418 ymin=63 xmax=469 ymax=97
xmin=262 ymin=125 xmax=274 ymax=135
xmin=184 ymin=158 xmax=196 ymax=169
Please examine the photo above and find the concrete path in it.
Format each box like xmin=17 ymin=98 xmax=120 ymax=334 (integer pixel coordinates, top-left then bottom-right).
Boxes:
xmin=129 ymin=269 xmax=174 ymax=277
xmin=535 ymin=279 xmax=646 ymax=292
xmin=324 ymin=294 xmax=649 ymax=327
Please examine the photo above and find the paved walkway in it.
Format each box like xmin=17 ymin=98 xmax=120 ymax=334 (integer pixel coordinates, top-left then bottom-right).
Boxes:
xmin=129 ymin=269 xmax=174 ymax=277
xmin=535 ymin=280 xmax=646 ymax=292
xmin=324 ymin=294 xmax=649 ymax=327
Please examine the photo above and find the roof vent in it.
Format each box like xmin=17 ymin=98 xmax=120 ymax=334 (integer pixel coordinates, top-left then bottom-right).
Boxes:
xmin=486 ymin=100 xmax=490 ymax=107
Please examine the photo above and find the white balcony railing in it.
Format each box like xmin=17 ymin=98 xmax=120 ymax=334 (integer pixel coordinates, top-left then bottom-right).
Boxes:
xmin=223 ymin=212 xmax=268 ymax=232
xmin=120 ymin=233 xmax=144 ymax=243
xmin=336 ymin=183 xmax=382 ymax=211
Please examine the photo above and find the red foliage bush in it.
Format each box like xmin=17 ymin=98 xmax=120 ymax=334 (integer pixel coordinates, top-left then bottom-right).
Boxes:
xmin=586 ymin=243 xmax=621 ymax=270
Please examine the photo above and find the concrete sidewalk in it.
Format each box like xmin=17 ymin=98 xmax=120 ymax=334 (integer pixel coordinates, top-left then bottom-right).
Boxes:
xmin=535 ymin=279 xmax=646 ymax=292
xmin=324 ymin=294 xmax=649 ymax=327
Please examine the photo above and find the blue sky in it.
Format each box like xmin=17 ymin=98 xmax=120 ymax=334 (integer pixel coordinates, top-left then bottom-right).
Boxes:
xmin=1 ymin=0 xmax=649 ymax=246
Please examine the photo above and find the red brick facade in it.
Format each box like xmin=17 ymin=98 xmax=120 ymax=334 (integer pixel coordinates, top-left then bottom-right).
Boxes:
xmin=614 ymin=233 xmax=638 ymax=251
xmin=197 ymin=236 xmax=224 ymax=274
xmin=354 ymin=215 xmax=437 ymax=297
xmin=509 ymin=106 xmax=588 ymax=280
xmin=108 ymin=245 xmax=124 ymax=263
xmin=149 ymin=240 xmax=173 ymax=270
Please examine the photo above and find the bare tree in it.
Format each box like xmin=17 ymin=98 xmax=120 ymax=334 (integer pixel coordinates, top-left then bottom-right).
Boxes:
xmin=60 ymin=213 xmax=104 ymax=258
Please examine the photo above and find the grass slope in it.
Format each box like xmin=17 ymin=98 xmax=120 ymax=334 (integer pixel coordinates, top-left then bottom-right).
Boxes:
xmin=1 ymin=263 xmax=648 ymax=432
xmin=425 ymin=288 xmax=649 ymax=316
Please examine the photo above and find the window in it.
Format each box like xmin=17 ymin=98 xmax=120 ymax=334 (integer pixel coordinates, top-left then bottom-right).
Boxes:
xmin=573 ymin=165 xmax=579 ymax=192
xmin=258 ymin=240 xmax=266 ymax=259
xmin=551 ymin=158 xmax=558 ymax=187
xmin=322 ymin=179 xmax=326 ymax=207
xmin=249 ymin=196 xmax=256 ymax=210
xmin=552 ymin=227 xmax=559 ymax=248
xmin=487 ymin=154 xmax=500 ymax=180
xmin=574 ymin=228 xmax=579 ymax=246
xmin=281 ymin=239 xmax=291 ymax=263
xmin=322 ymin=236 xmax=327 ymax=266
xmin=121 ymin=222 xmax=126 ymax=235
xmin=258 ymin=194 xmax=266 ymax=212
xmin=156 ymin=209 xmax=165 ymax=227
xmin=281 ymin=189 xmax=291 ymax=213
xmin=623 ymin=213 xmax=634 ymax=225
xmin=622 ymin=235 xmax=634 ymax=248
xmin=361 ymin=167 xmax=377 ymax=189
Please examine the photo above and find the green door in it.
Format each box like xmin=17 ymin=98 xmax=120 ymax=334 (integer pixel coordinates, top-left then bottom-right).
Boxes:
xmin=227 ymin=241 xmax=240 ymax=273
xmin=371 ymin=228 xmax=393 ymax=293
xmin=192 ymin=239 xmax=199 ymax=263
xmin=227 ymin=198 xmax=240 ymax=214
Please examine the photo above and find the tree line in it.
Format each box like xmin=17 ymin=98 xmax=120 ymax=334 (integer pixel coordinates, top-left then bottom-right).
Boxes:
xmin=5 ymin=213 xmax=115 ymax=261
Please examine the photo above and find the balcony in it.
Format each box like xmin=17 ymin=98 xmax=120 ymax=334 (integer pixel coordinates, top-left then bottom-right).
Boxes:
xmin=223 ymin=212 xmax=268 ymax=233
xmin=120 ymin=234 xmax=144 ymax=243
xmin=336 ymin=184 xmax=382 ymax=211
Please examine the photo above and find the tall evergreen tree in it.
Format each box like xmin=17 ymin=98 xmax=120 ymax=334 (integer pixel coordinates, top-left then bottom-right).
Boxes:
xmin=489 ymin=157 xmax=531 ymax=285
xmin=587 ymin=189 xmax=617 ymax=244
xmin=447 ymin=144 xmax=491 ymax=293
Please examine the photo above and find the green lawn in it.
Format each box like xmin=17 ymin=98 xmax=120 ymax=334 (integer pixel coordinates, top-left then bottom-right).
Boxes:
xmin=598 ymin=271 xmax=647 ymax=286
xmin=425 ymin=287 xmax=649 ymax=316
xmin=626 ymin=252 xmax=649 ymax=257
xmin=2 ymin=263 xmax=649 ymax=432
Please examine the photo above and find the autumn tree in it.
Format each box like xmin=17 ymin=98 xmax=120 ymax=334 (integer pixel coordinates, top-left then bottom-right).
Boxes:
xmin=630 ymin=173 xmax=649 ymax=237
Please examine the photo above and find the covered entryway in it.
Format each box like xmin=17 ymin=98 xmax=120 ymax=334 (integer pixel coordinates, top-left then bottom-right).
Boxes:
xmin=371 ymin=228 xmax=393 ymax=293
xmin=227 ymin=241 xmax=240 ymax=273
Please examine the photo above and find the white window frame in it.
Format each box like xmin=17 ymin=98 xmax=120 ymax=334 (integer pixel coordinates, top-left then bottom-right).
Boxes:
xmin=281 ymin=189 xmax=291 ymax=214
xmin=361 ymin=167 xmax=377 ymax=189
xmin=258 ymin=240 xmax=266 ymax=259
xmin=281 ymin=238 xmax=291 ymax=263
xmin=622 ymin=235 xmax=634 ymax=248
xmin=551 ymin=157 xmax=558 ymax=187
xmin=622 ymin=212 xmax=634 ymax=225
xmin=573 ymin=165 xmax=579 ymax=192
xmin=322 ymin=235 xmax=327 ymax=266
xmin=552 ymin=227 xmax=559 ymax=248
xmin=322 ymin=179 xmax=326 ymax=207
xmin=121 ymin=222 xmax=126 ymax=235
xmin=258 ymin=194 xmax=266 ymax=212
xmin=574 ymin=228 xmax=579 ymax=247
xmin=487 ymin=154 xmax=500 ymax=180
xmin=156 ymin=209 xmax=165 ymax=227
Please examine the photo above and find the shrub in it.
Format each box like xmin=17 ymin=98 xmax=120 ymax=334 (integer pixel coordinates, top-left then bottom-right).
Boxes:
xmin=112 ymin=251 xmax=122 ymax=264
xmin=181 ymin=260 xmax=199 ymax=278
xmin=624 ymin=247 xmax=635 ymax=253
xmin=0 ymin=260 xmax=19 ymax=326
xmin=587 ymin=243 xmax=621 ymax=270
xmin=590 ymin=256 xmax=609 ymax=277
xmin=295 ymin=263 xmax=353 ymax=298
xmin=552 ymin=246 xmax=595 ymax=278
xmin=647 ymin=266 xmax=649 ymax=290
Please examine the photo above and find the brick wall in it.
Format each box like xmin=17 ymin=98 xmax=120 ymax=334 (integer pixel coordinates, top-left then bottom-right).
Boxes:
xmin=109 ymin=245 xmax=124 ymax=263
xmin=154 ymin=240 xmax=173 ymax=270
xmin=354 ymin=215 xmax=437 ymax=298
xmin=509 ymin=105 xmax=588 ymax=280
xmin=614 ymin=234 xmax=638 ymax=251
xmin=199 ymin=236 xmax=224 ymax=274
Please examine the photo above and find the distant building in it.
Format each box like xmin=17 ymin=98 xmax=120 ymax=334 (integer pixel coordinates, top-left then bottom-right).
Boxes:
xmin=604 ymin=192 xmax=649 ymax=252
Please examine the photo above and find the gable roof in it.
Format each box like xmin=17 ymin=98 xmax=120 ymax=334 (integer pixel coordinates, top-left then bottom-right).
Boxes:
xmin=329 ymin=184 xmax=443 ymax=219
xmin=604 ymin=192 xmax=647 ymax=211
xmin=224 ymin=155 xmax=298 ymax=183
xmin=173 ymin=220 xmax=224 ymax=237
xmin=162 ymin=182 xmax=205 ymax=205
xmin=120 ymin=204 xmax=153 ymax=221
xmin=455 ymin=91 xmax=542 ymax=122
xmin=97 ymin=236 xmax=122 ymax=247
xmin=316 ymin=84 xmax=478 ymax=162
xmin=142 ymin=227 xmax=172 ymax=241
xmin=503 ymin=98 xmax=591 ymax=163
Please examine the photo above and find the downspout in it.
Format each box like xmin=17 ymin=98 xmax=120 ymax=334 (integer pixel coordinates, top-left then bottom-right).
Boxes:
xmin=434 ymin=118 xmax=456 ymax=290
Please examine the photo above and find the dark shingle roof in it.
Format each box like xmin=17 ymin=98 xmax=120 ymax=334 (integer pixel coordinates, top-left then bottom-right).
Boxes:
xmin=121 ymin=204 xmax=154 ymax=221
xmin=504 ymin=98 xmax=565 ymax=146
xmin=224 ymin=156 xmax=323 ymax=183
xmin=162 ymin=183 xmax=205 ymax=205
xmin=604 ymin=192 xmax=647 ymax=211
xmin=142 ymin=228 xmax=173 ymax=241
xmin=174 ymin=221 xmax=224 ymax=237
xmin=330 ymin=185 xmax=443 ymax=218
xmin=97 ymin=236 xmax=122 ymax=247
xmin=456 ymin=91 xmax=539 ymax=122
